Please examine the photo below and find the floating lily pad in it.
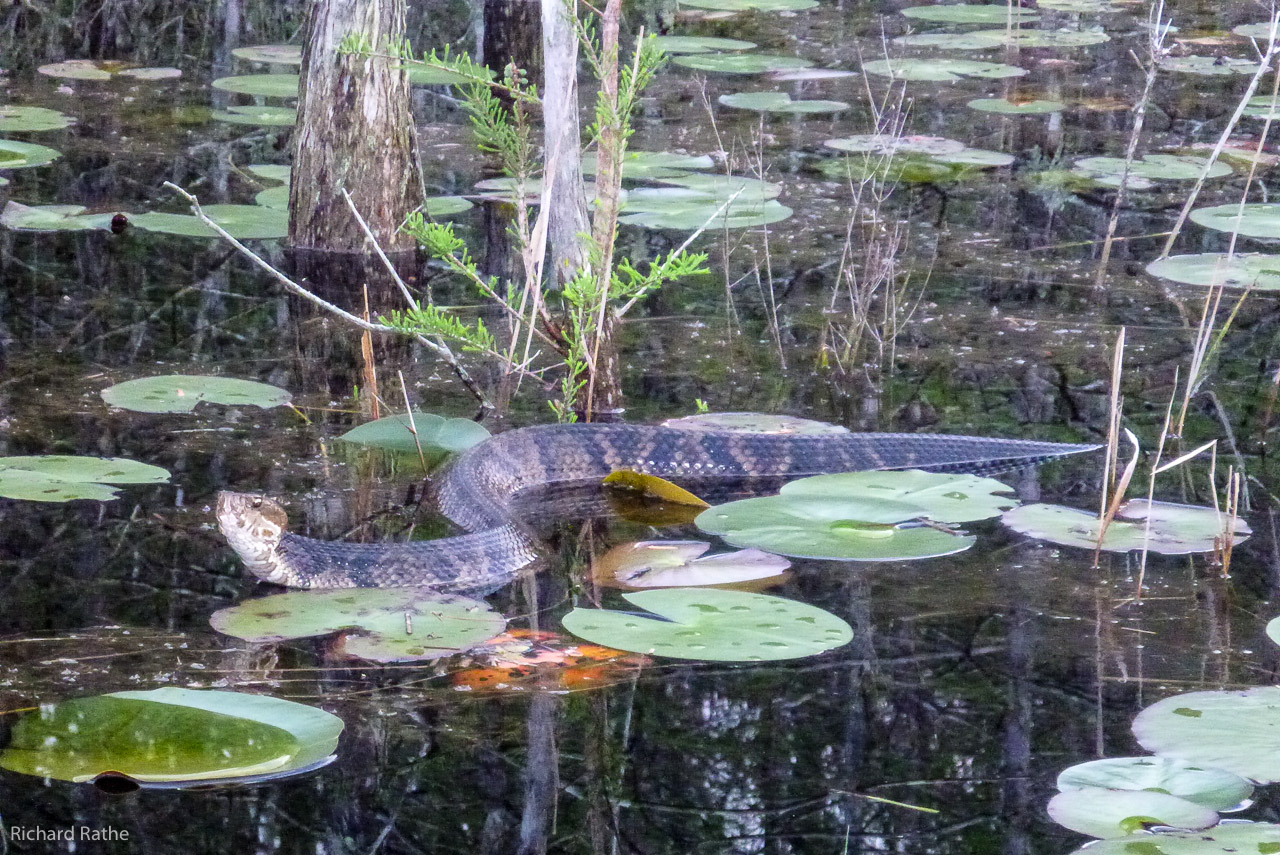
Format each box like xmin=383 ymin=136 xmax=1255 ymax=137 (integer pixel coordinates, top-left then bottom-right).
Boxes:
xmin=902 ymin=3 xmax=1041 ymax=23
xmin=0 ymin=455 xmax=169 ymax=502
xmin=102 ymin=375 xmax=290 ymax=413
xmin=582 ymin=150 xmax=715 ymax=179
xmin=968 ymin=97 xmax=1065 ymax=114
xmin=422 ymin=195 xmax=474 ymax=217
xmin=678 ymin=0 xmax=819 ymax=10
xmin=37 ymin=59 xmax=119 ymax=80
xmin=211 ymin=74 xmax=300 ymax=98
xmin=1002 ymin=500 xmax=1249 ymax=554
xmin=767 ymin=67 xmax=857 ymax=81
xmin=895 ymin=28 xmax=1108 ymax=48
xmin=862 ymin=58 xmax=1026 ymax=82
xmin=0 ymin=105 xmax=74 ymax=132
xmin=119 ymin=67 xmax=181 ymax=80
xmin=893 ymin=31 xmax=1006 ymax=49
xmin=246 ymin=164 xmax=291 ymax=182
xmin=658 ymin=173 xmax=782 ymax=200
xmin=672 ymin=54 xmax=815 ymax=74
xmin=255 ymin=185 xmax=290 ymax=208
xmin=620 ymin=197 xmax=792 ymax=230
xmin=824 ymin=134 xmax=1014 ymax=168
xmin=0 ymin=139 xmax=62 ymax=169
xmin=1067 ymin=824 xmax=1280 ymax=855
xmin=1145 ymin=253 xmax=1280 ymax=289
xmin=0 ymin=688 xmax=341 ymax=786
xmin=130 ymin=204 xmax=289 ymax=239
xmin=603 ymin=470 xmax=709 ymax=507
xmin=1133 ymin=687 xmax=1280 ymax=783
xmin=594 ymin=540 xmax=791 ymax=588
xmin=1243 ymin=96 xmax=1280 ymax=120
xmin=1189 ymin=204 xmax=1280 ymax=239
xmin=232 ymin=44 xmax=303 ymax=65
xmin=1160 ymin=55 xmax=1262 ymax=75
xmin=212 ymin=105 xmax=297 ymax=126
xmin=211 ymin=588 xmax=505 ymax=662
xmin=337 ymin=411 xmax=490 ymax=454
xmin=1 ymin=202 xmax=117 ymax=232
xmin=650 ymin=35 xmax=757 ymax=53
xmin=781 ymin=469 xmax=1017 ymax=523
xmin=718 ymin=91 xmax=849 ymax=113
xmin=1046 ymin=788 xmax=1218 ymax=839
xmin=1233 ymin=23 xmax=1280 ymax=40
xmin=562 ymin=588 xmax=851 ymax=661
xmin=1057 ymin=757 xmax=1253 ymax=811
xmin=1038 ymin=0 xmax=1123 ymax=9
xmin=405 ymin=62 xmax=494 ymax=86
xmin=1071 ymin=154 xmax=1230 ymax=188
xmin=662 ymin=412 xmax=850 ymax=434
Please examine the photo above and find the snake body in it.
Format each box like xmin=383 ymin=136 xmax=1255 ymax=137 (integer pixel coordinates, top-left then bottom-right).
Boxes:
xmin=216 ymin=422 xmax=1098 ymax=590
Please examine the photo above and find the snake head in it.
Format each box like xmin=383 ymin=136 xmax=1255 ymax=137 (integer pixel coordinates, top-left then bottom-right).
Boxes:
xmin=216 ymin=491 xmax=291 ymax=582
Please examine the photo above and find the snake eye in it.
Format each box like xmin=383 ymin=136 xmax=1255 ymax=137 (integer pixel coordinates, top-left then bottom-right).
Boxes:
xmin=252 ymin=496 xmax=263 ymax=508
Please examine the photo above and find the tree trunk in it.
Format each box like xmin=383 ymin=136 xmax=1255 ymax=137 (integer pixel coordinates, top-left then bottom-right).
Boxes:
xmin=289 ymin=0 xmax=423 ymax=253
xmin=540 ymin=0 xmax=590 ymax=284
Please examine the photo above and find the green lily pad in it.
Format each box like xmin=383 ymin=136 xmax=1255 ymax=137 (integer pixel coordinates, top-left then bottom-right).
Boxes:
xmin=255 ymin=185 xmax=290 ymax=208
xmin=1145 ymin=253 xmax=1280 ymax=289
xmin=338 ymin=411 xmax=490 ymax=454
xmin=650 ymin=36 xmax=757 ymax=53
xmin=968 ymin=97 xmax=1065 ymax=114
xmin=561 ymin=588 xmax=851 ymax=661
xmin=595 ymin=540 xmax=791 ymax=588
xmin=1233 ymin=22 xmax=1280 ymax=39
xmin=1133 ymin=687 xmax=1280 ymax=783
xmin=895 ymin=27 xmax=1108 ymax=48
xmin=1002 ymin=500 xmax=1250 ymax=554
xmin=37 ymin=59 xmax=117 ymax=80
xmin=119 ymin=67 xmax=181 ymax=80
xmin=1 ymin=202 xmax=117 ymax=232
xmin=232 ymin=44 xmax=303 ymax=65
xmin=823 ymin=135 xmax=1013 ymax=168
xmin=672 ymin=54 xmax=815 ymax=75
xmin=620 ymin=197 xmax=792 ymax=230
xmin=0 ymin=139 xmax=62 ymax=169
xmin=1072 ymin=154 xmax=1230 ymax=188
xmin=1189 ymin=204 xmax=1280 ymax=239
xmin=101 ymin=375 xmax=292 ymax=413
xmin=246 ymin=164 xmax=291 ymax=182
xmin=893 ymin=31 xmax=1007 ymax=49
xmin=422 ymin=195 xmax=474 ymax=217
xmin=1046 ymin=788 xmax=1218 ymax=839
xmin=0 ymin=455 xmax=169 ymax=502
xmin=658 ymin=173 xmax=782 ymax=200
xmin=1161 ymin=55 xmax=1262 ymax=75
xmin=902 ymin=3 xmax=1041 ymax=23
xmin=130 ymin=204 xmax=289 ymax=239
xmin=696 ymin=494 xmax=976 ymax=561
xmin=1066 ymin=824 xmax=1280 ymax=855
xmin=1057 ymin=757 xmax=1253 ymax=811
xmin=0 ymin=105 xmax=74 ymax=132
xmin=211 ymin=74 xmax=300 ymax=98
xmin=405 ymin=62 xmax=494 ymax=86
xmin=582 ymin=150 xmax=715 ymax=179
xmin=662 ymin=412 xmax=850 ymax=434
xmin=210 ymin=588 xmax=505 ymax=662
xmin=679 ymin=0 xmax=819 ymax=10
xmin=1038 ymin=0 xmax=1122 ymax=9
xmin=781 ymin=469 xmax=1017 ymax=523
xmin=0 ymin=688 xmax=341 ymax=785
xmin=212 ymin=105 xmax=297 ymax=126
xmin=718 ymin=91 xmax=849 ymax=113
xmin=1243 ymin=96 xmax=1280 ymax=120
xmin=862 ymin=58 xmax=1026 ymax=81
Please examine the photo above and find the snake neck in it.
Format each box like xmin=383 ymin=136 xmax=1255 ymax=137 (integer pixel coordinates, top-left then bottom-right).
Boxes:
xmin=216 ymin=491 xmax=293 ymax=584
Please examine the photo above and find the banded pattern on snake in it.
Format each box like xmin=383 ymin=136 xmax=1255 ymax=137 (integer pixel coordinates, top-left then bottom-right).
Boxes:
xmin=216 ymin=422 xmax=1098 ymax=590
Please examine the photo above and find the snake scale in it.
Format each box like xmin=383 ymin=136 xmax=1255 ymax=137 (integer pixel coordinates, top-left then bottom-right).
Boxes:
xmin=216 ymin=421 xmax=1099 ymax=590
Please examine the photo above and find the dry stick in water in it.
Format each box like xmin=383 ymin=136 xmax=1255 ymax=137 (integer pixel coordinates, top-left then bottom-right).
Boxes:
xmin=398 ymin=370 xmax=428 ymax=470
xmin=1098 ymin=327 xmax=1126 ymax=524
xmin=1095 ymin=428 xmax=1140 ymax=571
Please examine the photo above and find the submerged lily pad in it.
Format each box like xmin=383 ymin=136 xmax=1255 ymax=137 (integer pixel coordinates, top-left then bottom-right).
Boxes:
xmin=595 ymin=540 xmax=791 ymax=588
xmin=0 ymin=688 xmax=341 ymax=786
xmin=862 ymin=58 xmax=1027 ymax=82
xmin=1145 ymin=253 xmax=1280 ymax=289
xmin=650 ymin=35 xmax=757 ymax=53
xmin=211 ymin=74 xmax=300 ymax=98
xmin=1160 ymin=55 xmax=1261 ymax=75
xmin=1133 ymin=687 xmax=1280 ymax=783
xmin=1057 ymin=757 xmax=1253 ymax=811
xmin=902 ymin=3 xmax=1041 ymax=23
xmin=1046 ymin=788 xmax=1218 ymax=839
xmin=1002 ymin=500 xmax=1249 ymax=554
xmin=212 ymin=105 xmax=297 ymax=126
xmin=718 ymin=91 xmax=849 ymax=113
xmin=0 ymin=455 xmax=169 ymax=502
xmin=337 ymin=412 xmax=490 ymax=454
xmin=0 ymin=105 xmax=74 ymax=132
xmin=1189 ymin=204 xmax=1280 ymax=239
xmin=562 ymin=588 xmax=851 ymax=661
xmin=211 ymin=588 xmax=505 ymax=662
xmin=0 ymin=139 xmax=62 ymax=169
xmin=1 ymin=202 xmax=117 ymax=232
xmin=101 ymin=375 xmax=291 ymax=413
xmin=130 ymin=204 xmax=289 ymax=239
xmin=968 ymin=97 xmax=1065 ymax=114
xmin=1066 ymin=824 xmax=1280 ymax=855
xmin=672 ymin=54 xmax=815 ymax=74
xmin=232 ymin=44 xmax=303 ymax=65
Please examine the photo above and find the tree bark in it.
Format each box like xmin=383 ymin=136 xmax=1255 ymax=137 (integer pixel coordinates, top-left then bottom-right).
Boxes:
xmin=540 ymin=0 xmax=590 ymax=284
xmin=289 ymin=0 xmax=423 ymax=253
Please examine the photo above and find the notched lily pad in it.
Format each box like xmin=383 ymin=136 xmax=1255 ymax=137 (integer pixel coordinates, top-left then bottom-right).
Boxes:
xmin=562 ymin=588 xmax=851 ymax=661
xmin=672 ymin=54 xmax=815 ymax=74
xmin=1133 ymin=687 xmax=1280 ymax=783
xmin=862 ymin=58 xmax=1027 ymax=82
xmin=0 ymin=688 xmax=341 ymax=786
xmin=901 ymin=3 xmax=1041 ymax=24
xmin=968 ymin=97 xmax=1065 ymax=114
xmin=1002 ymin=499 xmax=1249 ymax=554
xmin=678 ymin=0 xmax=819 ymax=10
xmin=1145 ymin=253 xmax=1280 ymax=290
xmin=1189 ymin=204 xmax=1280 ymax=239
xmin=781 ymin=469 xmax=1017 ymax=523
xmin=423 ymin=195 xmax=474 ymax=217
xmin=212 ymin=105 xmax=297 ymax=126
xmin=338 ymin=412 xmax=490 ymax=454
xmin=582 ymin=150 xmax=716 ymax=179
xmin=594 ymin=540 xmax=791 ymax=588
xmin=101 ymin=375 xmax=291 ymax=414
xmin=1057 ymin=756 xmax=1253 ymax=811
xmin=718 ymin=91 xmax=849 ymax=113
xmin=1072 ymin=154 xmax=1230 ymax=189
xmin=0 ymin=139 xmax=62 ymax=170
xmin=130 ymin=204 xmax=289 ymax=239
xmin=1066 ymin=823 xmax=1280 ymax=855
xmin=232 ymin=44 xmax=303 ymax=65
xmin=211 ymin=74 xmax=300 ymax=98
xmin=211 ymin=588 xmax=506 ymax=662
xmin=1046 ymin=788 xmax=1218 ymax=839
xmin=1160 ymin=55 xmax=1261 ymax=75
xmin=650 ymin=35 xmax=757 ymax=53
xmin=0 ymin=455 xmax=169 ymax=502
xmin=1 ymin=202 xmax=117 ymax=232
xmin=0 ymin=105 xmax=74 ymax=132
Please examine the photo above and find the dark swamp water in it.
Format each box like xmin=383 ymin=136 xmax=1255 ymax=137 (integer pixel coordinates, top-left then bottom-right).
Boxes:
xmin=5 ymin=0 xmax=1280 ymax=852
